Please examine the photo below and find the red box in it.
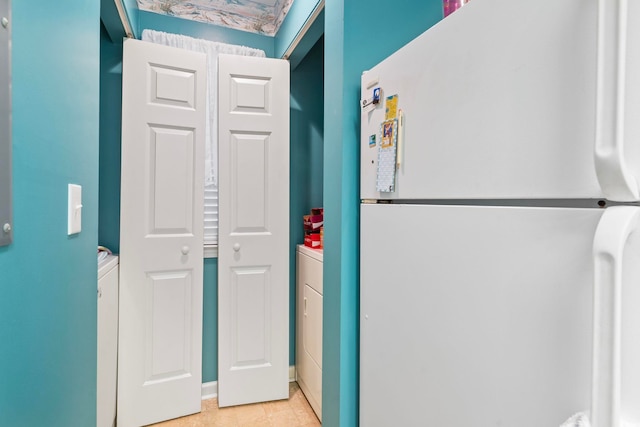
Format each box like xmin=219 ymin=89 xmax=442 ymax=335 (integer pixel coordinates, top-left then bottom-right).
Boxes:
xmin=304 ymin=233 xmax=322 ymax=248
xmin=303 ymin=214 xmax=324 ymax=231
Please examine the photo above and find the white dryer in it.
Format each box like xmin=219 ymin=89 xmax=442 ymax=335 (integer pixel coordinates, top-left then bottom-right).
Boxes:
xmin=296 ymin=245 xmax=323 ymax=420
xmin=97 ymin=254 xmax=119 ymax=427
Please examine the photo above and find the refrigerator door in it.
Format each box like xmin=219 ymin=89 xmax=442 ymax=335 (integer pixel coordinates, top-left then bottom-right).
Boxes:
xmin=361 ymin=0 xmax=640 ymax=201
xmin=360 ymin=204 xmax=640 ymax=427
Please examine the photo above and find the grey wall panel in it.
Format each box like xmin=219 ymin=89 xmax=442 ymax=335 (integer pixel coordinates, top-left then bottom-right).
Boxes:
xmin=0 ymin=0 xmax=11 ymax=246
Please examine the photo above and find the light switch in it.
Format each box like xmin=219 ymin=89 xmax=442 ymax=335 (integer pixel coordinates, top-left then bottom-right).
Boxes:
xmin=68 ymin=184 xmax=82 ymax=235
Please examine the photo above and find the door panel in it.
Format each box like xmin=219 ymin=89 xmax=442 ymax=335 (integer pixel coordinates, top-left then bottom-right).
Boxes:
xmin=149 ymin=126 xmax=195 ymax=233
xmin=218 ymin=54 xmax=290 ymax=407
xmin=622 ymin=223 xmax=640 ymax=424
xmin=151 ymin=67 xmax=196 ymax=107
xmin=230 ymin=132 xmax=269 ymax=232
xmin=303 ymin=284 xmax=322 ymax=369
xmin=231 ymin=76 xmax=271 ymax=113
xmin=231 ymin=267 xmax=270 ymax=366
xmin=360 ymin=0 xmax=621 ymax=200
xmin=119 ymin=39 xmax=206 ymax=427
xmin=360 ymin=204 xmax=603 ymax=427
xmin=144 ymin=271 xmax=193 ymax=383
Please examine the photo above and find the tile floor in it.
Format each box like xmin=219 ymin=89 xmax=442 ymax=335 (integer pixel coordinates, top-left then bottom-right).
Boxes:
xmin=150 ymin=382 xmax=321 ymax=427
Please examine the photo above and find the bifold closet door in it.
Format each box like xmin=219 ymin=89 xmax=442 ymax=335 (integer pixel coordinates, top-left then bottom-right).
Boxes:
xmin=119 ymin=38 xmax=206 ymax=427
xmin=217 ymin=54 xmax=290 ymax=407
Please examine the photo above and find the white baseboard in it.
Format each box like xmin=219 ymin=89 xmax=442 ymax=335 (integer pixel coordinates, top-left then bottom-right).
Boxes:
xmin=201 ymin=381 xmax=218 ymax=400
xmin=202 ymin=366 xmax=296 ymax=401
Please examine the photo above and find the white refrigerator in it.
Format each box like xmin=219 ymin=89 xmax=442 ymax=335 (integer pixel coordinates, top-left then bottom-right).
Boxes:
xmin=359 ymin=1 xmax=640 ymax=426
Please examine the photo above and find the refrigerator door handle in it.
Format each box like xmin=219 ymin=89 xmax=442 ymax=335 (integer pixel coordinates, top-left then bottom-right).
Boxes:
xmin=591 ymin=206 xmax=640 ymax=427
xmin=595 ymin=0 xmax=639 ymax=202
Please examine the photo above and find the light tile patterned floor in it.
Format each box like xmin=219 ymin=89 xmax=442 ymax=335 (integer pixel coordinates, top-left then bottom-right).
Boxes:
xmin=150 ymin=382 xmax=321 ymax=427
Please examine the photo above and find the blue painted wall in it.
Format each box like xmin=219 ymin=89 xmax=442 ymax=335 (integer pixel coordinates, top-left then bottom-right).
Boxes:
xmin=202 ymin=258 xmax=219 ymax=382
xmin=284 ymin=9 xmax=323 ymax=69
xmin=0 ymin=1 xmax=100 ymax=426
xmin=274 ymin=0 xmax=322 ymax=59
xmin=122 ymin=0 xmax=140 ymax=38
xmin=290 ymin=35 xmax=325 ymax=364
xmin=99 ymin=27 xmax=123 ymax=253
xmin=102 ymin=0 xmax=127 ymax=42
xmin=139 ymin=10 xmax=275 ymax=57
xmin=322 ymin=1 xmax=443 ymax=426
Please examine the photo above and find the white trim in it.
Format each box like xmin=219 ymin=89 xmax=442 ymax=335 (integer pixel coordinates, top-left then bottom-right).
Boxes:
xmin=289 ymin=365 xmax=297 ymax=382
xmin=282 ymin=0 xmax=325 ymax=60
xmin=113 ymin=0 xmax=134 ymax=38
xmin=204 ymin=245 xmax=218 ymax=259
xmin=201 ymin=381 xmax=218 ymax=400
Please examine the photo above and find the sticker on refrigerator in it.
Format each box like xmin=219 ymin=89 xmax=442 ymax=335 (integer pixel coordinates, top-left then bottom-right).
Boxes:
xmin=385 ymin=94 xmax=398 ymax=120
xmin=377 ymin=119 xmax=398 ymax=192
xmin=361 ymin=87 xmax=382 ymax=113
xmin=369 ymin=134 xmax=376 ymax=148
xmin=381 ymin=120 xmax=395 ymax=148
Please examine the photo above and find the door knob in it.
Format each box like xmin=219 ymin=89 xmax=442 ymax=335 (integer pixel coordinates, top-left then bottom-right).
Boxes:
xmin=233 ymin=243 xmax=241 ymax=252
xmin=181 ymin=246 xmax=190 ymax=255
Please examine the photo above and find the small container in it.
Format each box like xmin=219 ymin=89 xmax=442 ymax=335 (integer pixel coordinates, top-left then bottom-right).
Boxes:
xmin=304 ymin=214 xmax=324 ymax=231
xmin=443 ymin=0 xmax=471 ymax=17
xmin=304 ymin=233 xmax=321 ymax=248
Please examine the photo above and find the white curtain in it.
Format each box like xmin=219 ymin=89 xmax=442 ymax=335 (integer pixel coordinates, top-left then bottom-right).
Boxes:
xmin=141 ymin=29 xmax=266 ymax=186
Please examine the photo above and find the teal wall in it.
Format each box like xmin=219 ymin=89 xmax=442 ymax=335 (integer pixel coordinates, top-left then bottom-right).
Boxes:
xmin=99 ymin=26 xmax=123 ymax=253
xmin=202 ymin=258 xmax=219 ymax=382
xmin=274 ymin=0 xmax=322 ymax=59
xmin=0 ymin=1 xmax=100 ymax=426
xmin=122 ymin=0 xmax=140 ymax=38
xmin=290 ymin=35 xmax=325 ymax=364
xmin=322 ymin=1 xmax=443 ymax=426
xmin=139 ymin=10 xmax=275 ymax=57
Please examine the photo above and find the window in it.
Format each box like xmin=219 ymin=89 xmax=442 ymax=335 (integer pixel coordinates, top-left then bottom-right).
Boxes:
xmin=203 ymin=183 xmax=218 ymax=257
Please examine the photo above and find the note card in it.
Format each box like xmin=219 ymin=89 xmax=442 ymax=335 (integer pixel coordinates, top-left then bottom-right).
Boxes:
xmin=385 ymin=94 xmax=398 ymax=120
xmin=377 ymin=119 xmax=398 ymax=193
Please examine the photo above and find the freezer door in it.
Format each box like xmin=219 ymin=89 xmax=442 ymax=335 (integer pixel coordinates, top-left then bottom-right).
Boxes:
xmin=361 ymin=0 xmax=640 ymax=201
xmin=360 ymin=204 xmax=640 ymax=427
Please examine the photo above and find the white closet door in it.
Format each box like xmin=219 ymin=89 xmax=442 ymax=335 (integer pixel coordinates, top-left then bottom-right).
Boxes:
xmin=118 ymin=38 xmax=206 ymax=427
xmin=217 ymin=54 xmax=290 ymax=407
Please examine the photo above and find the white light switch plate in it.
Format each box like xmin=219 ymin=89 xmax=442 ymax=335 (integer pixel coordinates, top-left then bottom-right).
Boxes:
xmin=68 ymin=184 xmax=82 ymax=235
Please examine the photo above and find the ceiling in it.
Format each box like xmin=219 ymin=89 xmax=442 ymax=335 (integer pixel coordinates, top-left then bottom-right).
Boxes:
xmin=137 ymin=0 xmax=295 ymax=36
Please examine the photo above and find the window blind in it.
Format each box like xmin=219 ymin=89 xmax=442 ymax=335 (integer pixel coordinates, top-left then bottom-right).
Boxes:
xmin=204 ymin=182 xmax=218 ymax=246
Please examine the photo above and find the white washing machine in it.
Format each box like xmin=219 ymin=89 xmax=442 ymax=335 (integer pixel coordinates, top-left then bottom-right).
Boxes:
xmin=97 ymin=254 xmax=119 ymax=427
xmin=296 ymin=245 xmax=323 ymax=420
